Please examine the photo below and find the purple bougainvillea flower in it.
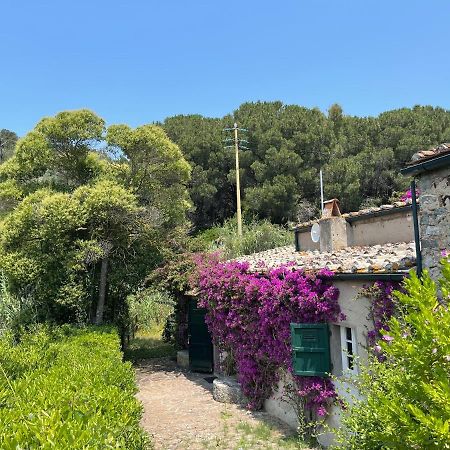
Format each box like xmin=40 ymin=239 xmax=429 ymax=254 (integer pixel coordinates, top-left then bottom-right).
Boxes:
xmin=441 ymin=250 xmax=449 ymax=258
xmin=382 ymin=335 xmax=394 ymax=342
xmin=374 ymin=345 xmax=382 ymax=353
xmin=194 ymin=257 xmax=342 ymax=416
xmin=400 ymin=188 xmax=419 ymax=202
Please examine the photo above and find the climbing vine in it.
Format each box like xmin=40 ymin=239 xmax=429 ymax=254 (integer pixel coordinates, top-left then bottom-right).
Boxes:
xmin=194 ymin=255 xmax=343 ymax=418
xmin=359 ymin=281 xmax=400 ymax=356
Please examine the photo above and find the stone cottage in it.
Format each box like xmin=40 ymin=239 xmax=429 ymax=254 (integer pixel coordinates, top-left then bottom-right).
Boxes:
xmin=232 ymin=199 xmax=416 ymax=446
xmin=401 ymin=142 xmax=450 ymax=281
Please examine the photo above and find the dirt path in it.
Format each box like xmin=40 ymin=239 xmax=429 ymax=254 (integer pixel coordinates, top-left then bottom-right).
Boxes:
xmin=135 ymin=358 xmax=302 ymax=450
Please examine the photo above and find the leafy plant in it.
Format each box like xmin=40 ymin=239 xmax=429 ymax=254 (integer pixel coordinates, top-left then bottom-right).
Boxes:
xmin=127 ymin=289 xmax=175 ymax=332
xmin=0 ymin=110 xmax=191 ymax=329
xmin=0 ymin=325 xmax=150 ymax=449
xmin=0 ymin=272 xmax=36 ymax=336
xmin=204 ymin=217 xmax=292 ymax=259
xmin=165 ymin=103 xmax=450 ymax=227
xmin=336 ymin=259 xmax=450 ymax=449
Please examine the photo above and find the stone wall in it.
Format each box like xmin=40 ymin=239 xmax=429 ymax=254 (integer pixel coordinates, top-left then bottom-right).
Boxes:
xmin=418 ymin=166 xmax=450 ymax=281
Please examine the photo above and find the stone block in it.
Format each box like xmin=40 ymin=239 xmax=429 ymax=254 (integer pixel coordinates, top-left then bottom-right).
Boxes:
xmin=213 ymin=376 xmax=247 ymax=405
xmin=421 ymin=194 xmax=439 ymax=211
xmin=425 ymin=226 xmax=441 ymax=237
xmin=177 ymin=350 xmax=189 ymax=369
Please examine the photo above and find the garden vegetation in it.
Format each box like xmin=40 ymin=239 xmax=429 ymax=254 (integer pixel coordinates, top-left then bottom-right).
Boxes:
xmin=0 ymin=110 xmax=191 ymax=329
xmin=0 ymin=326 xmax=150 ymax=449
xmin=195 ymin=255 xmax=342 ymax=434
xmin=336 ymin=259 xmax=450 ymax=449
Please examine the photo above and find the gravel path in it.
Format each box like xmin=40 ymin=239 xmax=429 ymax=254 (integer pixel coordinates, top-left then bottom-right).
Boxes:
xmin=135 ymin=358 xmax=299 ymax=450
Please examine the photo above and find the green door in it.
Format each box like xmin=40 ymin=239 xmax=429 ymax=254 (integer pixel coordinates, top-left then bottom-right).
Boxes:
xmin=188 ymin=298 xmax=213 ymax=373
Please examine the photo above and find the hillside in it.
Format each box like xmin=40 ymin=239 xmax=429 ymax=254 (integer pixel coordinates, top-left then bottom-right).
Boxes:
xmin=163 ymin=102 xmax=450 ymax=228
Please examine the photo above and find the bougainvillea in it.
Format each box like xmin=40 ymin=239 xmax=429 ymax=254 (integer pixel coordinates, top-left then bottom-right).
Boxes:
xmin=359 ymin=281 xmax=400 ymax=356
xmin=194 ymin=254 xmax=343 ymax=415
xmin=400 ymin=187 xmax=420 ymax=202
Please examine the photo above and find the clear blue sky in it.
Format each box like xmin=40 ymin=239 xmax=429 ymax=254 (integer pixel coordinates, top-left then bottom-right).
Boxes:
xmin=1 ymin=0 xmax=450 ymax=136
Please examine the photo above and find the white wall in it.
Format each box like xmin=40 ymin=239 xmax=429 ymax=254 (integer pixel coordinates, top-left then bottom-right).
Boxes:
xmin=297 ymin=210 xmax=413 ymax=251
xmin=264 ymin=281 xmax=372 ymax=447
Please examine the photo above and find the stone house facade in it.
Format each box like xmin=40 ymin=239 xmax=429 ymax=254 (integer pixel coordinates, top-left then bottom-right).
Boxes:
xmin=401 ymin=143 xmax=450 ymax=281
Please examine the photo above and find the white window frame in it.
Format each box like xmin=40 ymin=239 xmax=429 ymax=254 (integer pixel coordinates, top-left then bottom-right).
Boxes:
xmin=340 ymin=325 xmax=358 ymax=375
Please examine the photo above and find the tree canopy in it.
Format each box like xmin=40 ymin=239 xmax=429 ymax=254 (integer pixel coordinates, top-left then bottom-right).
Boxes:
xmin=163 ymin=103 xmax=450 ymax=227
xmin=0 ymin=129 xmax=18 ymax=164
xmin=0 ymin=110 xmax=191 ymax=325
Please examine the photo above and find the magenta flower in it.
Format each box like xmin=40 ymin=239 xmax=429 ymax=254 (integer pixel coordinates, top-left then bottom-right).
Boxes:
xmin=195 ymin=256 xmax=341 ymax=414
xmin=400 ymin=188 xmax=420 ymax=202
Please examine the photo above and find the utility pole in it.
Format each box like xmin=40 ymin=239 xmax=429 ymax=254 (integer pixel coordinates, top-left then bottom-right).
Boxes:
xmin=223 ymin=122 xmax=248 ymax=237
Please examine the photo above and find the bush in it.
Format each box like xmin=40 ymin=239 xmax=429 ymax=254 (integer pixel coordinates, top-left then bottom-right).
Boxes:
xmin=0 ymin=325 xmax=150 ymax=449
xmin=0 ymin=272 xmax=37 ymax=336
xmin=196 ymin=255 xmax=341 ymax=413
xmin=336 ymin=259 xmax=450 ymax=449
xmin=127 ymin=289 xmax=175 ymax=332
xmin=203 ymin=217 xmax=292 ymax=259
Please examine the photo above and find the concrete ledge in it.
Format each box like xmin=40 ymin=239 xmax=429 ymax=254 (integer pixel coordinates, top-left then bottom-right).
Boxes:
xmin=213 ymin=376 xmax=247 ymax=405
xmin=177 ymin=350 xmax=189 ymax=369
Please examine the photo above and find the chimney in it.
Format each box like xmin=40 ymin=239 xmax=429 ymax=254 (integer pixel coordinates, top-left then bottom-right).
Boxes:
xmin=319 ymin=199 xmax=348 ymax=252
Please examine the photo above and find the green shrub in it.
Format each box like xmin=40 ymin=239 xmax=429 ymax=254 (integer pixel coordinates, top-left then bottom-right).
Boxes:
xmin=336 ymin=259 xmax=450 ymax=449
xmin=0 ymin=272 xmax=37 ymax=337
xmin=0 ymin=325 xmax=150 ymax=449
xmin=127 ymin=289 xmax=175 ymax=332
xmin=203 ymin=217 xmax=292 ymax=259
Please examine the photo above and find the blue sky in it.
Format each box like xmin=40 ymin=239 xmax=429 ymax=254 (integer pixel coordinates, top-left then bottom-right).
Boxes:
xmin=1 ymin=0 xmax=450 ymax=136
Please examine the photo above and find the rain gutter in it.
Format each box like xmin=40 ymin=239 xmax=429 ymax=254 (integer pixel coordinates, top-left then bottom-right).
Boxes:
xmin=328 ymin=272 xmax=409 ymax=282
xmin=400 ymin=153 xmax=450 ymax=176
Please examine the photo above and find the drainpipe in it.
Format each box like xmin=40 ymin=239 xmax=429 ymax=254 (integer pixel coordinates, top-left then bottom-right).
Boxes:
xmin=410 ymin=179 xmax=422 ymax=278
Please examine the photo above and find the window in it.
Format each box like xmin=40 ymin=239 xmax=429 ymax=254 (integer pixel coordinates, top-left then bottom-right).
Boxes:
xmin=340 ymin=326 xmax=358 ymax=374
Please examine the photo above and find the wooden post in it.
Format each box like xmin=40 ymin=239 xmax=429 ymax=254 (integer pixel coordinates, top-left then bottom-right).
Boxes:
xmin=234 ymin=122 xmax=243 ymax=237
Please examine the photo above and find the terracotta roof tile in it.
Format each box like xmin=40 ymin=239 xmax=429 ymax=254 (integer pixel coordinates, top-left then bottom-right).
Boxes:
xmin=234 ymin=242 xmax=416 ymax=274
xmin=410 ymin=143 xmax=450 ymax=163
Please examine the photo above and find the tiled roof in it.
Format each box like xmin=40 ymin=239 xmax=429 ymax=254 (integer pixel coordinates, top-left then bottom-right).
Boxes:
xmin=295 ymin=200 xmax=412 ymax=230
xmin=410 ymin=143 xmax=450 ymax=163
xmin=234 ymin=242 xmax=416 ymax=274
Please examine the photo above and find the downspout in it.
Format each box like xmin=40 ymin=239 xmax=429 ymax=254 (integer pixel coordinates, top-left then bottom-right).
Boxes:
xmin=410 ymin=179 xmax=423 ymax=278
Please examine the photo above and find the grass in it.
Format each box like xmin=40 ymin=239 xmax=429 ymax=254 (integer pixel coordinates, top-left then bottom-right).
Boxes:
xmin=232 ymin=422 xmax=315 ymax=450
xmin=199 ymin=411 xmax=317 ymax=450
xmin=124 ymin=324 xmax=176 ymax=362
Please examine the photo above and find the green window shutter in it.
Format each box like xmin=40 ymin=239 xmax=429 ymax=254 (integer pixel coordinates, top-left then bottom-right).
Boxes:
xmin=291 ymin=323 xmax=331 ymax=377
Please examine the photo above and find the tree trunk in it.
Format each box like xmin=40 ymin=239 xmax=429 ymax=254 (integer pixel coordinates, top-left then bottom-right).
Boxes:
xmin=95 ymin=257 xmax=108 ymax=325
